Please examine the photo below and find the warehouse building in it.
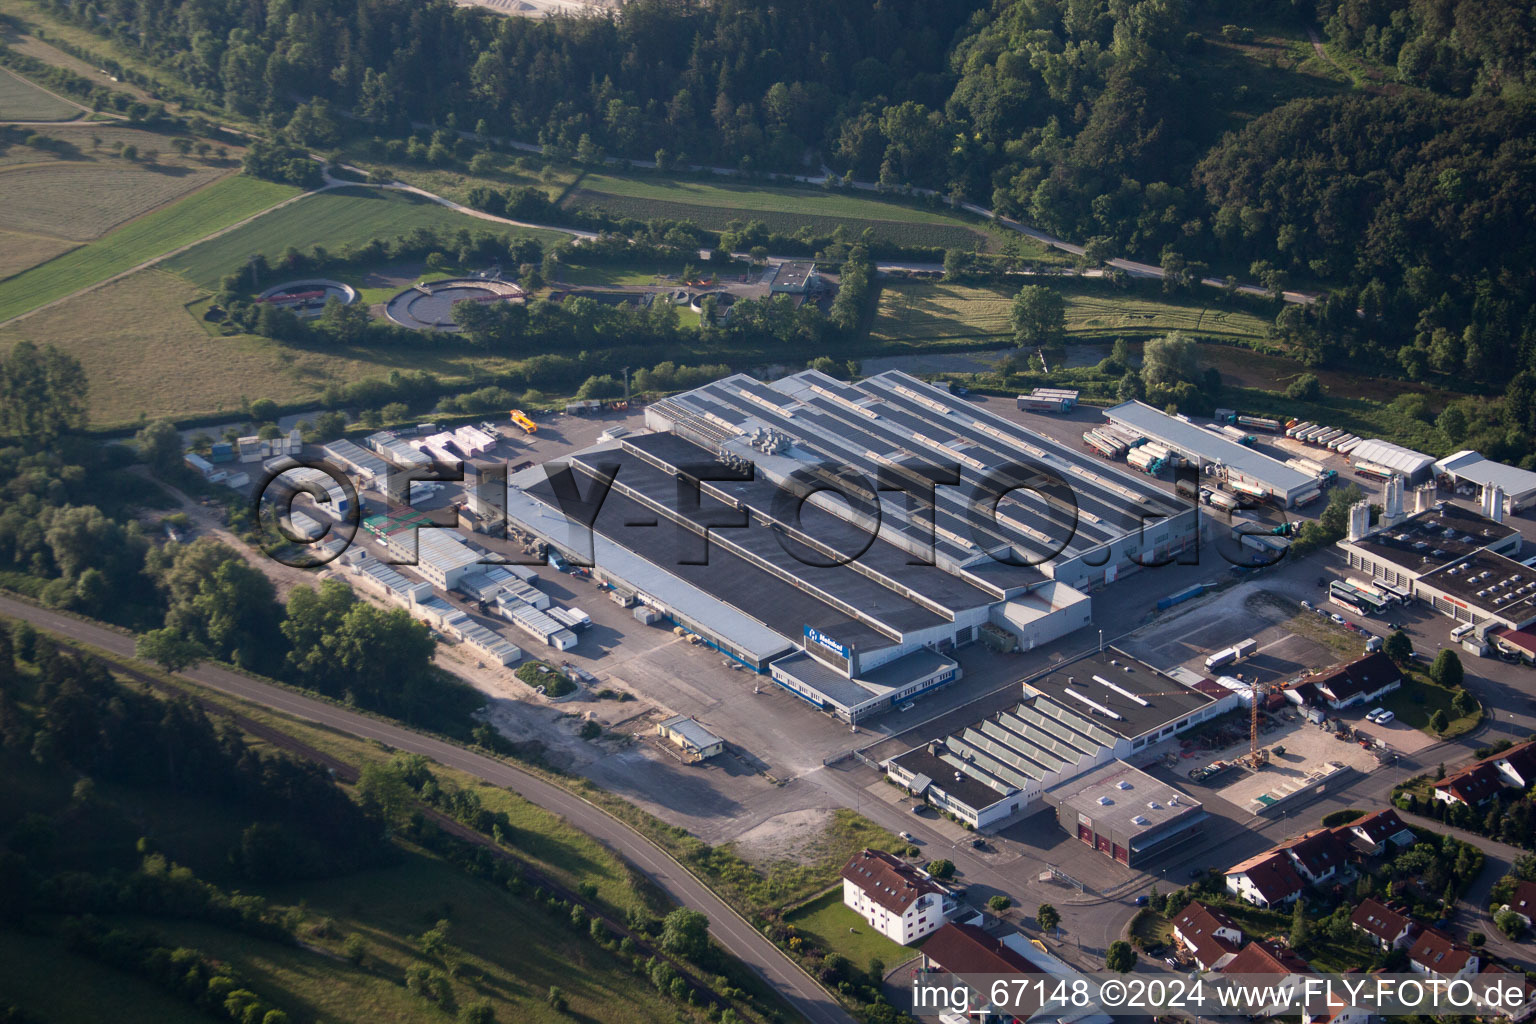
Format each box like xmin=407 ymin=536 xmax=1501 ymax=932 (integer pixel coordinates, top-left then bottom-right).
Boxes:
xmin=882 ymin=648 xmax=1234 ymax=828
xmin=1350 ymin=439 xmax=1436 ymax=485
xmin=1435 ymin=451 xmax=1536 ymax=514
xmin=1102 ymin=401 xmax=1319 ymax=507
xmin=1043 ymin=760 xmax=1208 ymax=867
xmin=502 ymin=369 xmax=1200 ymax=718
xmin=322 ymin=439 xmax=391 ymax=486
xmin=1338 ymin=500 xmax=1532 ymax=631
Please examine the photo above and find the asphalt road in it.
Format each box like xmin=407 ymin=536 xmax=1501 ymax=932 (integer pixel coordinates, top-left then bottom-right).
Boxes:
xmin=0 ymin=594 xmax=850 ymax=1024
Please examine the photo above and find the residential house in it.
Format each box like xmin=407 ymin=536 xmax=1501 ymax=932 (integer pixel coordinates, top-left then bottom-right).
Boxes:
xmin=1222 ymin=941 xmax=1310 ymax=1017
xmin=1500 ymin=880 xmax=1536 ymax=927
xmin=920 ymin=922 xmax=1041 ymax=1016
xmin=840 ymin=848 xmax=954 ymax=945
xmin=1434 ymin=761 xmax=1505 ymax=806
xmin=1304 ymin=990 xmax=1373 ymax=1024
xmin=1350 ymin=898 xmax=1419 ymax=951
xmin=1334 ymin=808 xmax=1417 ymax=857
xmin=1172 ymin=901 xmax=1244 ymax=971
xmin=1276 ymin=829 xmax=1349 ymax=886
xmin=1296 ymin=651 xmax=1403 ymax=710
xmin=1492 ymin=740 xmax=1536 ymax=789
xmin=1226 ymin=850 xmax=1306 ymax=908
xmin=1407 ymin=927 xmax=1480 ymax=980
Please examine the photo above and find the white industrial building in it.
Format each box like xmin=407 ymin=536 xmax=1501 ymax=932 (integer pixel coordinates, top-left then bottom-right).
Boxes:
xmin=883 ymin=648 xmax=1236 ymax=830
xmin=342 ymin=552 xmax=522 ymax=665
xmin=366 ymin=430 xmax=432 ymax=469
xmin=1435 ymin=451 xmax=1536 ymax=514
xmin=1102 ymin=401 xmax=1320 ymax=507
xmin=322 ymin=439 xmax=391 ymax=485
xmin=500 ymin=369 xmax=1202 ymax=720
xmin=1349 ymin=439 xmax=1436 ymax=485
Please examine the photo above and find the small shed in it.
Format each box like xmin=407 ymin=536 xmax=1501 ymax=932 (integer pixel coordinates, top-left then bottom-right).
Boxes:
xmin=657 ymin=715 xmax=725 ymax=762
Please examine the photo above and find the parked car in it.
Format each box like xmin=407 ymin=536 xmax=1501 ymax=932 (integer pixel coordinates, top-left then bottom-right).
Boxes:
xmin=899 ymin=702 xmax=915 ymax=712
xmin=970 ymin=838 xmax=987 ymax=850
xmin=1330 ymin=612 xmax=1347 ymax=624
xmin=1374 ymin=709 xmax=1395 ymax=725
xmin=1134 ymin=895 xmax=1149 ymax=907
xmin=912 ymin=805 xmax=926 ymax=814
xmin=899 ymin=831 xmax=915 ymax=841
xmin=1300 ymin=600 xmax=1313 ymax=611
xmin=1365 ymin=636 xmax=1384 ymax=652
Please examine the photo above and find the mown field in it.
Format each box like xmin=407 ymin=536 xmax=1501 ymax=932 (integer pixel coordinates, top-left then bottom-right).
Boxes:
xmin=0 ymin=269 xmax=540 ymax=427
xmin=0 ymin=160 xmax=227 ymax=240
xmin=163 ymin=185 xmax=569 ymax=290
xmin=0 ymin=65 xmax=80 ymax=120
xmin=870 ymin=278 xmax=1272 ymax=349
xmin=0 ymin=173 xmax=297 ymax=322
xmin=564 ymin=172 xmax=1001 ymax=251
xmin=783 ymin=889 xmax=911 ymax=969
xmin=0 ymin=228 xmax=76 ymax=280
xmin=0 ymin=21 xmax=156 ymax=102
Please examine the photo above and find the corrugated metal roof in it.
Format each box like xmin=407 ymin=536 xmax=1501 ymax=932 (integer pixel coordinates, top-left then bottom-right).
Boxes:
xmin=1102 ymin=401 xmax=1312 ymax=496
xmin=1435 ymin=450 xmax=1536 ymax=498
xmin=1350 ymin=439 xmax=1435 ymax=476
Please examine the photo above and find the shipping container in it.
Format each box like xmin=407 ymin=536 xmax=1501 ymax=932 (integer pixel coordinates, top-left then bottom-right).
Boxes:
xmin=1156 ymin=583 xmax=1205 ymax=611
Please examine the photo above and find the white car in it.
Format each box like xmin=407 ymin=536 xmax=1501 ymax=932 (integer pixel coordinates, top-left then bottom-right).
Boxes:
xmin=1330 ymin=612 xmax=1347 ymax=624
xmin=1373 ymin=709 xmax=1395 ymax=725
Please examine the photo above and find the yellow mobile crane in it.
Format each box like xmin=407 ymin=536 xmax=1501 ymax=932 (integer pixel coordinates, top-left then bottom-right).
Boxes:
xmin=510 ymin=409 xmax=537 ymax=434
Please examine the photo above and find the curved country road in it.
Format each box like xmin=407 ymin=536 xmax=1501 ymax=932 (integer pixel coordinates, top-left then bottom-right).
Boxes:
xmin=0 ymin=594 xmax=850 ymax=1024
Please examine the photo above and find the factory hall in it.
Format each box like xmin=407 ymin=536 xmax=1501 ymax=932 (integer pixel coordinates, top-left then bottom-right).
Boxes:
xmin=501 ymin=369 xmax=1209 ymax=721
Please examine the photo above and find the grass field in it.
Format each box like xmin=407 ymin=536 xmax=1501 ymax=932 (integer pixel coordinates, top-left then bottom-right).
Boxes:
xmin=0 ymin=22 xmax=156 ymax=103
xmin=871 ymin=279 xmax=1272 ymax=349
xmin=0 ymin=269 xmax=554 ymax=427
xmin=1381 ymin=672 xmax=1481 ymax=740
xmin=343 ymin=148 xmax=581 ymax=204
xmin=0 ymin=929 xmax=211 ymax=1024
xmin=784 ymin=889 xmax=912 ymax=968
xmin=138 ymin=848 xmax=688 ymax=1024
xmin=565 ymin=173 xmax=1001 ymax=251
xmin=0 ymin=160 xmax=227 ymax=240
xmin=0 ymin=227 xmax=76 ymax=280
xmin=163 ymin=185 xmax=568 ymax=290
xmin=0 ymin=173 xmax=297 ymax=322
xmin=0 ymin=65 xmax=81 ymax=120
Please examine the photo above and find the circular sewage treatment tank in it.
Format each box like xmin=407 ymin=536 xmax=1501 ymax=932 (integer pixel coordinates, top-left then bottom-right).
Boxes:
xmin=255 ymin=279 xmax=357 ymax=317
xmin=384 ymin=279 xmax=522 ymax=332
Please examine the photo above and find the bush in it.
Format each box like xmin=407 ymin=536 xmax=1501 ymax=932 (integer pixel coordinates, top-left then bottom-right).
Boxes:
xmin=1321 ymin=809 xmax=1365 ymax=828
xmin=987 ymin=895 xmax=1011 ymax=912
xmin=926 ymin=859 xmax=955 ymax=880
xmin=577 ymin=720 xmax=601 ymax=740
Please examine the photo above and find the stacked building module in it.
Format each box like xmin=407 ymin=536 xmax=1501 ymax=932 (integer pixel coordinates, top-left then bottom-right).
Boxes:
xmin=500 ymin=368 xmax=1202 ymax=722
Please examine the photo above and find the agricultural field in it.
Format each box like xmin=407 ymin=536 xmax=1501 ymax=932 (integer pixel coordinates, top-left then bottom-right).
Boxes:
xmin=0 ymin=65 xmax=81 ymax=119
xmin=0 ymin=228 xmax=76 ymax=280
xmin=564 ymin=172 xmax=1002 ymax=251
xmin=870 ymin=278 xmax=1272 ymax=350
xmin=0 ymin=173 xmax=297 ymax=322
xmin=0 ymin=269 xmax=537 ymax=427
xmin=0 ymin=930 xmax=210 ymax=1024
xmin=163 ymin=185 xmax=569 ymax=290
xmin=0 ymin=22 xmax=155 ymax=102
xmin=0 ymin=160 xmax=226 ymax=240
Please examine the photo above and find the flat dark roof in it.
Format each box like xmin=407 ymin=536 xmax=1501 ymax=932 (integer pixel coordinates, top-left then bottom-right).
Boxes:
xmin=1346 ymin=504 xmax=1517 ymax=575
xmin=891 ymin=745 xmax=1009 ymax=811
xmin=1419 ymin=548 xmax=1536 ymax=623
xmin=524 ymin=465 xmax=905 ymax=653
xmin=1023 ymin=647 xmax=1215 ymax=740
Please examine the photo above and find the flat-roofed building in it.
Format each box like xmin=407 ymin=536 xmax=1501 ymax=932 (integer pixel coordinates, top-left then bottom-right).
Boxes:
xmin=1436 ymin=450 xmax=1536 ymax=513
xmin=1044 ymin=759 xmax=1207 ymax=867
xmin=1103 ymin=400 xmax=1319 ymax=507
xmin=657 ymin=715 xmax=725 ymax=761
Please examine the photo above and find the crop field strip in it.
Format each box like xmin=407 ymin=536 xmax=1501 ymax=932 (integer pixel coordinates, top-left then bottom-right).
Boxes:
xmin=0 ymin=228 xmax=77 ymax=280
xmin=0 ymin=65 xmax=81 ymax=120
xmin=164 ymin=185 xmax=568 ymax=289
xmin=564 ymin=172 xmax=1000 ymax=251
xmin=0 ymin=160 xmax=228 ymax=239
xmin=0 ymin=173 xmax=299 ymax=322
xmin=871 ymin=279 xmax=1271 ymax=346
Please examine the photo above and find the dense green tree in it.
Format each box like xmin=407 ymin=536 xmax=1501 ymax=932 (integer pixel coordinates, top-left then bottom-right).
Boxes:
xmin=135 ymin=627 xmax=207 ymax=673
xmin=660 ymin=908 xmax=710 ymax=962
xmin=1384 ymin=630 xmax=1413 ymax=665
xmin=0 ymin=342 xmax=88 ymax=445
xmin=1431 ymin=649 xmax=1464 ymax=688
xmin=1010 ymin=285 xmax=1065 ymax=348
xmin=1036 ymin=904 xmax=1060 ymax=932
xmin=135 ymin=419 xmax=183 ymax=476
xmin=1104 ymin=940 xmax=1135 ymax=973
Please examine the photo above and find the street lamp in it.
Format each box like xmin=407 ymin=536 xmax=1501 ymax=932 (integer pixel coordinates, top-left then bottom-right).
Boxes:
xmin=1099 ymin=629 xmax=1104 ymax=653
